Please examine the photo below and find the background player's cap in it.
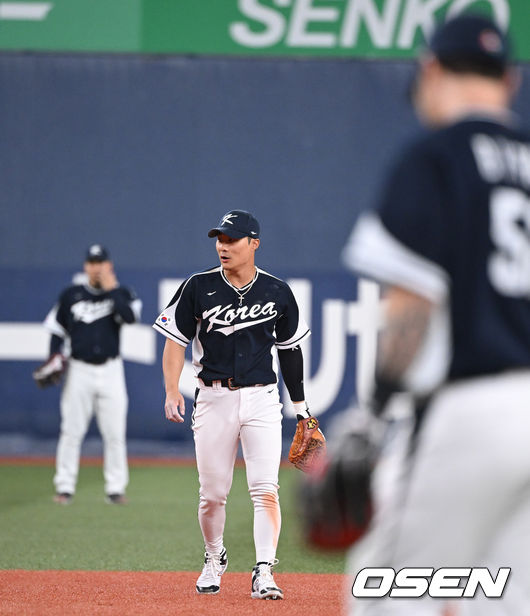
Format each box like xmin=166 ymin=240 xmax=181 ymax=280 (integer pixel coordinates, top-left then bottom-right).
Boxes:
xmin=208 ymin=210 xmax=260 ymax=239
xmin=427 ymin=13 xmax=510 ymax=73
xmin=85 ymin=244 xmax=110 ymax=262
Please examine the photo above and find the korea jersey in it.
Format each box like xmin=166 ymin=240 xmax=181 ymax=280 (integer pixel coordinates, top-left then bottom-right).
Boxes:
xmin=44 ymin=284 xmax=142 ymax=363
xmin=344 ymin=114 xmax=530 ymax=382
xmin=153 ymin=266 xmax=310 ymax=385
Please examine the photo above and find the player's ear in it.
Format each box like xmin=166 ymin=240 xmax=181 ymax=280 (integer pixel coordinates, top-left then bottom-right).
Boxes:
xmin=251 ymin=238 xmax=260 ymax=251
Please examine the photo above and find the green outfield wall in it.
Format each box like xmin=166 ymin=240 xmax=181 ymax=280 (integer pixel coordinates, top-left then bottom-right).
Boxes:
xmin=0 ymin=0 xmax=528 ymax=60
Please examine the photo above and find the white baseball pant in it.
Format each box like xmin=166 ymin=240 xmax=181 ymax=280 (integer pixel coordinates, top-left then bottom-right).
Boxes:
xmin=192 ymin=380 xmax=283 ymax=563
xmin=347 ymin=370 xmax=530 ymax=616
xmin=54 ymin=357 xmax=129 ymax=496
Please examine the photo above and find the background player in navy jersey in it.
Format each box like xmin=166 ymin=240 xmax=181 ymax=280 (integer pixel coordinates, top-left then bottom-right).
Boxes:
xmin=44 ymin=245 xmax=142 ymax=505
xmin=153 ymin=210 xmax=312 ymax=599
xmin=342 ymin=14 xmax=530 ymax=616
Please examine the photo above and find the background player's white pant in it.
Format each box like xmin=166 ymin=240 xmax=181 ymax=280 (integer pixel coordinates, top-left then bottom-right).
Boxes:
xmin=192 ymin=380 xmax=283 ymax=563
xmin=347 ymin=371 xmax=530 ymax=616
xmin=54 ymin=357 xmax=129 ymax=495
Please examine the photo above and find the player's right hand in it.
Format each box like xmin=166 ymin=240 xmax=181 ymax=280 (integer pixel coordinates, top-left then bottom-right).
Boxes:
xmin=165 ymin=392 xmax=185 ymax=423
xmin=99 ymin=262 xmax=118 ymax=291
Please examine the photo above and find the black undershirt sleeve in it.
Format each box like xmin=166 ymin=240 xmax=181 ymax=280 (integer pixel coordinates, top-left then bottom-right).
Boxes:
xmin=277 ymin=345 xmax=305 ymax=402
xmin=107 ymin=288 xmax=136 ymax=323
xmin=50 ymin=334 xmax=64 ymax=356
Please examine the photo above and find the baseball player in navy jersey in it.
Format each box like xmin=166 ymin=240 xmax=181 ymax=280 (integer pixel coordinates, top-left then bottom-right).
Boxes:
xmin=44 ymin=245 xmax=142 ymax=505
xmin=342 ymin=14 xmax=530 ymax=616
xmin=153 ymin=210 xmax=311 ymax=599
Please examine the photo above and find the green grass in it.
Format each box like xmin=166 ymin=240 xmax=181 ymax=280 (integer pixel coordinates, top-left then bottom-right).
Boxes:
xmin=0 ymin=463 xmax=345 ymax=573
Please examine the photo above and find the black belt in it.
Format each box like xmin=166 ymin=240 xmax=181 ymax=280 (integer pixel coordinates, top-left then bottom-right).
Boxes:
xmin=202 ymin=378 xmax=260 ymax=391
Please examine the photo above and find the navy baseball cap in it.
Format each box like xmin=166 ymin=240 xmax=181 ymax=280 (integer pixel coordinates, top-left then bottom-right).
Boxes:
xmin=208 ymin=210 xmax=260 ymax=239
xmin=85 ymin=244 xmax=110 ymax=262
xmin=427 ymin=14 xmax=510 ymax=72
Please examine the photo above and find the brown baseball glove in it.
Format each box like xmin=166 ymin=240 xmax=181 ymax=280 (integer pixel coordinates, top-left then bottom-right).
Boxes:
xmin=32 ymin=354 xmax=67 ymax=388
xmin=288 ymin=416 xmax=327 ymax=473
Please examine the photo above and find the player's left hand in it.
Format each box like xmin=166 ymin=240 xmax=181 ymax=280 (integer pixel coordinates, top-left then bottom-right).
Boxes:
xmin=288 ymin=416 xmax=326 ymax=473
xmin=299 ymin=426 xmax=375 ymax=550
xmin=165 ymin=392 xmax=185 ymax=423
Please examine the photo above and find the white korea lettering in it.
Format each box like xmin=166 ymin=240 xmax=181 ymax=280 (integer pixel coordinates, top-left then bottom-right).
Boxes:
xmin=71 ymin=300 xmax=114 ymax=324
xmin=203 ymin=302 xmax=278 ymax=332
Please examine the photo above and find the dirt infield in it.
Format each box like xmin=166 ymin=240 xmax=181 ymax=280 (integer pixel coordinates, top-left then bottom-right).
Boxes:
xmin=0 ymin=570 xmax=348 ymax=615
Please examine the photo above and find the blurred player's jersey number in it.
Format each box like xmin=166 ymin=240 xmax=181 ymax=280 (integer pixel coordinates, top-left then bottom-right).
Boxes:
xmin=489 ymin=187 xmax=530 ymax=297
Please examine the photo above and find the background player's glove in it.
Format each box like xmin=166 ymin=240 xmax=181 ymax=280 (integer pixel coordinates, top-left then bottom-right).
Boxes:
xmin=32 ymin=354 xmax=67 ymax=388
xmin=298 ymin=408 xmax=384 ymax=550
xmin=288 ymin=416 xmax=327 ymax=473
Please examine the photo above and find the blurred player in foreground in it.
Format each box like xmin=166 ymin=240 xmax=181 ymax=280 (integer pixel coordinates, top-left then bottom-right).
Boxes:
xmin=153 ymin=210 xmax=315 ymax=599
xmin=41 ymin=245 xmax=142 ymax=505
xmin=342 ymin=13 xmax=530 ymax=616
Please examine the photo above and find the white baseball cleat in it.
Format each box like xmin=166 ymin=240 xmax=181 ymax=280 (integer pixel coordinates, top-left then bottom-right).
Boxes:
xmin=251 ymin=560 xmax=284 ymax=600
xmin=53 ymin=492 xmax=73 ymax=505
xmin=196 ymin=548 xmax=228 ymax=594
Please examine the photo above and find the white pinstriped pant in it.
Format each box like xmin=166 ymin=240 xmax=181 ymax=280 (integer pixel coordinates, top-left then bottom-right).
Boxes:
xmin=347 ymin=371 xmax=530 ymax=616
xmin=192 ymin=380 xmax=283 ymax=563
xmin=54 ymin=358 xmax=129 ymax=496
